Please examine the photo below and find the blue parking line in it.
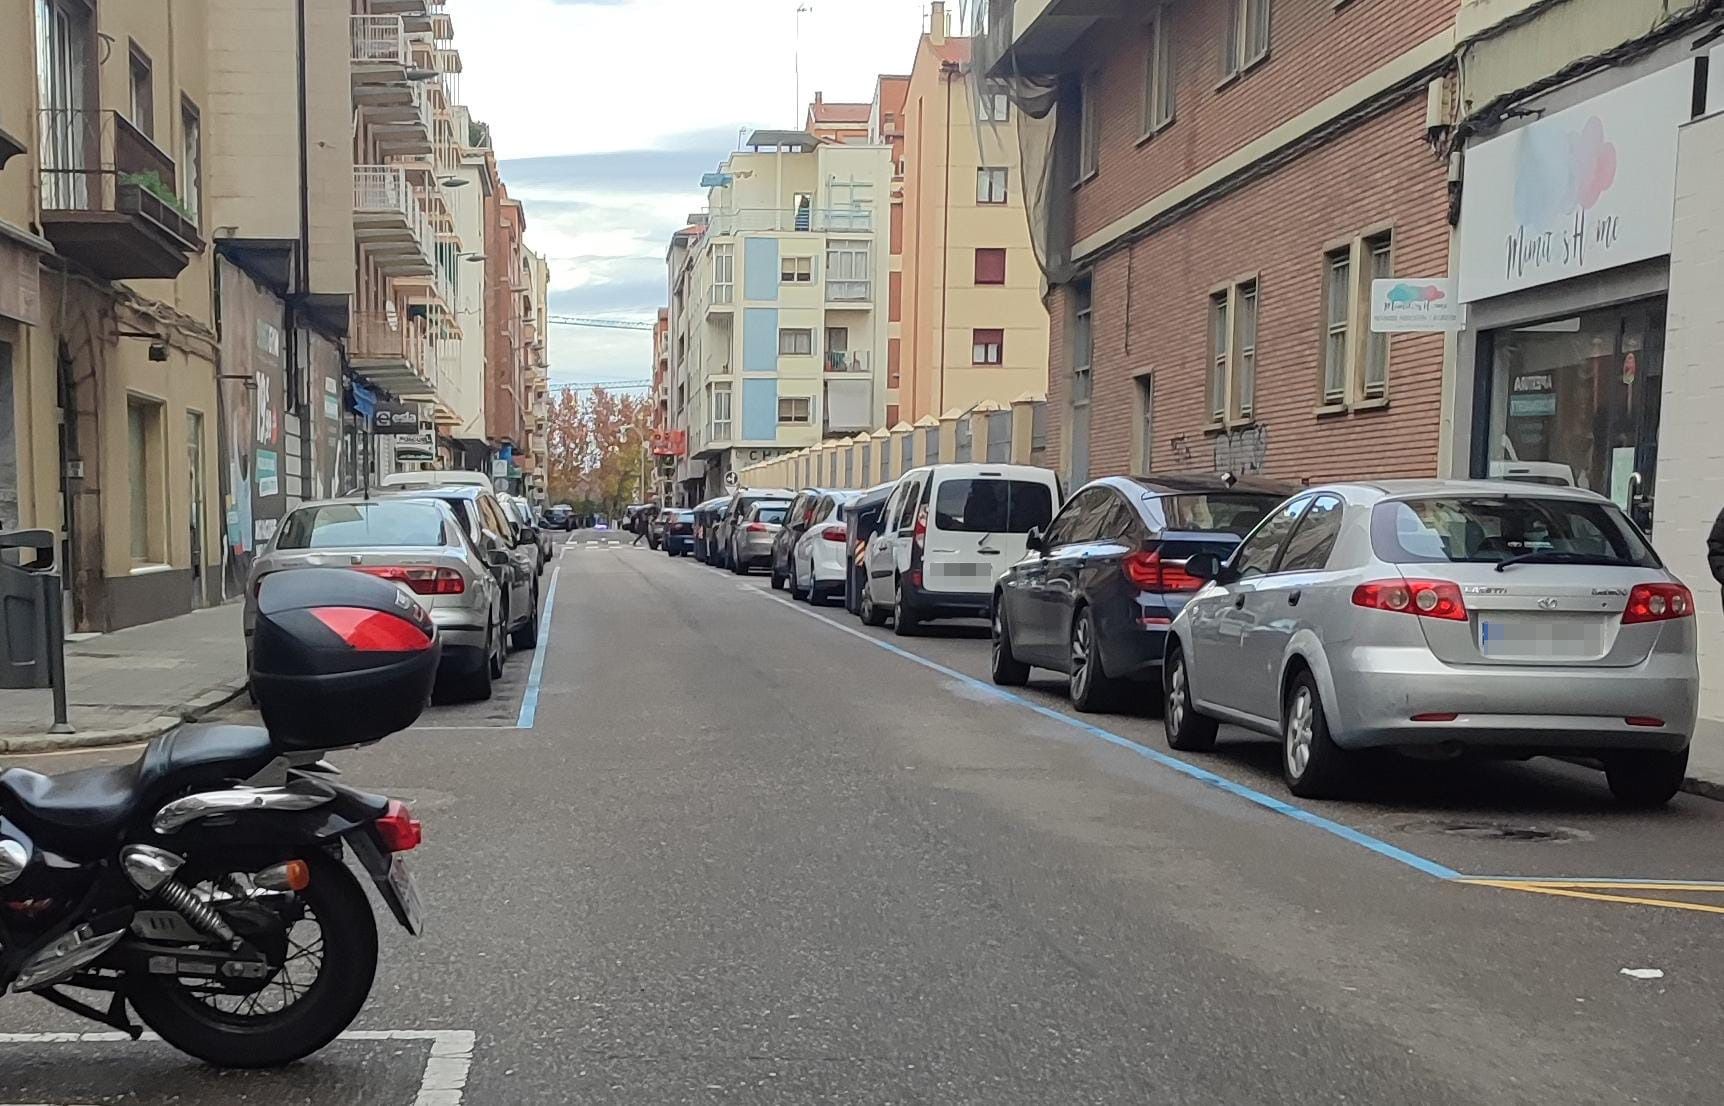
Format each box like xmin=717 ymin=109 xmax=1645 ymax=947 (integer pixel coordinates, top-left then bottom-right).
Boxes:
xmin=516 ymin=565 xmax=561 ymax=729
xmin=764 ymin=595 xmax=1462 ymax=882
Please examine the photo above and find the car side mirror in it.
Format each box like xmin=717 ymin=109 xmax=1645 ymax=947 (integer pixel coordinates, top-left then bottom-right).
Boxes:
xmin=515 ymin=529 xmax=536 ymax=548
xmin=1026 ymin=527 xmax=1046 ymax=554
xmin=1182 ymin=552 xmax=1227 ymax=583
xmin=485 ymin=548 xmax=511 ymax=570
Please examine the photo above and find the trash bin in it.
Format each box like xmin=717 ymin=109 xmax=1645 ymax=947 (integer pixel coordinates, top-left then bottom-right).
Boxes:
xmin=0 ymin=529 xmax=59 ymax=690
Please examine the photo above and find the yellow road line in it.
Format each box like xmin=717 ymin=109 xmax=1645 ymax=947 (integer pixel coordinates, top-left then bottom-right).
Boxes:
xmin=1460 ymin=879 xmax=1724 ymax=915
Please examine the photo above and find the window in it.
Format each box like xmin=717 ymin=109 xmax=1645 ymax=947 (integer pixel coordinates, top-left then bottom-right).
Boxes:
xmin=1232 ymin=496 xmax=1308 ymax=579
xmin=885 ymin=402 xmax=900 ymax=426
xmin=972 ymin=328 xmax=1003 ymax=365
xmin=1224 ymin=0 xmax=1271 ymax=79
xmin=711 ymin=382 xmax=732 ymax=440
xmin=1278 ymin=496 xmax=1345 ymax=573
xmin=974 ymin=248 xmax=1007 ymax=286
xmin=780 ymin=256 xmax=813 ymax=284
xmin=1321 ymin=230 xmax=1392 ymax=405
xmin=825 ymin=326 xmax=849 ymax=358
xmin=276 ymin=501 xmax=448 ymax=550
xmin=778 ymin=396 xmax=812 ymax=425
xmin=826 ymin=239 xmax=870 ymax=301
xmin=1133 ymin=374 xmax=1155 ymax=473
xmin=1076 ymin=75 xmax=1100 ymax=181
xmin=933 ymin=479 xmax=1055 ymax=534
xmin=180 ymin=98 xmax=202 ymax=224
xmin=1322 ymin=249 xmax=1352 ymax=404
xmin=712 ymin=243 xmax=734 ymax=304
xmin=128 ymin=43 xmax=153 ymax=139
xmin=1209 ymin=278 xmax=1257 ymax=424
xmin=1071 ymin=277 xmax=1094 ymax=485
xmin=893 ymin=478 xmax=924 ymax=531
xmin=977 ymin=167 xmax=1009 ymax=204
xmin=778 ymin=328 xmax=813 ymax=356
xmin=1142 ymin=8 xmax=1176 ymax=135
xmin=127 ymin=398 xmax=162 ymax=564
xmin=1364 ymin=233 xmax=1392 ymax=398
xmin=978 ymin=82 xmax=1011 ymax=122
xmin=1371 ymin=496 xmax=1657 ymax=567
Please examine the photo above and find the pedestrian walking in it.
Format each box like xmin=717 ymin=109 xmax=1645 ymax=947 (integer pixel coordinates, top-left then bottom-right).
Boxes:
xmin=1708 ymin=503 xmax=1724 ymax=607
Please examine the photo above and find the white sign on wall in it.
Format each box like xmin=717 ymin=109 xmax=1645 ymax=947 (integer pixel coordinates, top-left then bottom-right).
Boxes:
xmin=1458 ymin=63 xmax=1692 ymax=303
xmin=1370 ymin=278 xmax=1464 ymax=332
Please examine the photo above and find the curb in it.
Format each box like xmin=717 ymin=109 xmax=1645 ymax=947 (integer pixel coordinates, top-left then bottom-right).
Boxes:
xmin=0 ymin=679 xmax=249 ymax=755
xmin=1682 ymin=775 xmax=1724 ymax=804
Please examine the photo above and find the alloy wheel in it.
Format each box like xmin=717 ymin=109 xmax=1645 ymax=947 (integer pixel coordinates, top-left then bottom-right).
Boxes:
xmin=1286 ymin=686 xmax=1315 ymax=779
xmin=992 ymin=608 xmax=1005 ymax=667
xmin=1168 ymin=658 xmax=1187 ymax=734
xmin=1070 ymin=616 xmax=1092 ymax=700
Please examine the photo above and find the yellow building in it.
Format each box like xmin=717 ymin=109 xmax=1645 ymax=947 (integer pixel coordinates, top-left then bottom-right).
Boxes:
xmin=898 ymin=1 xmax=1048 ymax=423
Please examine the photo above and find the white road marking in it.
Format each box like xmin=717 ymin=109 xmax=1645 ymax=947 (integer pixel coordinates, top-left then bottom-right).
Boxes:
xmin=0 ymin=1028 xmax=476 ymax=1106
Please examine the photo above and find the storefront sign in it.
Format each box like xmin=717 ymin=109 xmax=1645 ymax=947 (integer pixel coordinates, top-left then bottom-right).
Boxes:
xmin=372 ymin=402 xmax=420 ymax=435
xmin=1458 ymin=63 xmax=1691 ymax=303
xmin=393 ymin=431 xmax=435 ymax=461
xmin=1370 ymin=279 xmax=1463 ymax=332
xmin=255 ymin=449 xmax=279 ymax=497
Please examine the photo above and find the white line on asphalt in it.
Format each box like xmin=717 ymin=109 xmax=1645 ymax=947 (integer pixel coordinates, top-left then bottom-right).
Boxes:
xmin=516 ymin=565 xmax=561 ymax=729
xmin=752 ymin=591 xmax=1462 ymax=882
xmin=0 ymin=1028 xmax=476 ymax=1106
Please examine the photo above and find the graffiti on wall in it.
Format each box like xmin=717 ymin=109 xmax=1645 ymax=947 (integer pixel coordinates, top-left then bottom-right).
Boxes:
xmin=1170 ymin=423 xmax=1270 ymax=476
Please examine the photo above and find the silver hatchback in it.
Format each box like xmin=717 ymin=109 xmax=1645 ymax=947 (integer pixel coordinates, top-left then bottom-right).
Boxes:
xmin=1163 ymin=481 xmax=1699 ymax=806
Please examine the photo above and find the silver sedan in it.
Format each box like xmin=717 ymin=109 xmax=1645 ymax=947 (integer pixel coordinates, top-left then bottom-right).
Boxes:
xmin=1163 ymin=480 xmax=1699 ymax=806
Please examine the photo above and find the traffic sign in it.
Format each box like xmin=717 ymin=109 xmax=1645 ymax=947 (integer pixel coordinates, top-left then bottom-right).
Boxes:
xmin=723 ymin=471 xmax=739 ymax=489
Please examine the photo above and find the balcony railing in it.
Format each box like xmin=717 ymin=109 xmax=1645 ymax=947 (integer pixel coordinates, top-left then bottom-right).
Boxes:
xmin=36 ymin=108 xmax=202 ymax=280
xmin=353 ymin=165 xmax=434 ymax=275
xmin=824 ymin=350 xmax=870 ymax=374
xmin=351 ymin=15 xmax=409 ymax=68
xmin=827 ymin=280 xmax=871 ymax=303
xmin=702 ymin=206 xmax=874 ymax=236
xmin=350 ymin=311 xmax=434 ymax=395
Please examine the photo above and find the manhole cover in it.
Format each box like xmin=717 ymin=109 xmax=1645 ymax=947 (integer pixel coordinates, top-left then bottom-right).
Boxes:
xmin=1394 ymin=820 xmax=1589 ymax=843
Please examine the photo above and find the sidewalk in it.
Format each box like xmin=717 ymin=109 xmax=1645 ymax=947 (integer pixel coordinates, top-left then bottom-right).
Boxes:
xmin=0 ymin=601 xmax=247 ymax=752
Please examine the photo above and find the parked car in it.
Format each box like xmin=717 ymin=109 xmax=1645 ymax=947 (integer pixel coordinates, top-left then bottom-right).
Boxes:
xmin=246 ymin=498 xmax=507 ymax=701
xmin=378 ymin=470 xmax=494 ymax=490
xmin=990 ymin=475 xmax=1292 ymax=712
xmin=771 ymin=488 xmax=844 ymax=589
xmin=662 ymin=508 xmax=696 ymax=556
xmin=500 ymin=493 xmax=551 ymax=575
xmin=860 ymin=464 xmax=1061 ymax=635
xmin=844 ymin=482 xmax=898 ymax=615
xmin=543 ymin=504 xmax=576 ymax=531
xmin=789 ymin=491 xmax=860 ymax=604
xmin=692 ymin=497 xmax=730 ymax=563
xmin=1163 ymin=480 xmax=1700 ymax=806
xmin=730 ymin=501 xmax=792 ymax=574
xmin=378 ymin=485 xmax=539 ymax=652
xmin=716 ymin=487 xmax=794 ymax=570
xmin=648 ymin=507 xmax=669 ymax=550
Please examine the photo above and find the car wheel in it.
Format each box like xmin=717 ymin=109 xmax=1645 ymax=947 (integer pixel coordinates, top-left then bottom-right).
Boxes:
xmin=990 ymin=600 xmax=1030 ymax=687
xmin=789 ymin=563 xmax=806 ymax=601
xmin=892 ymin=577 xmax=920 ymax=637
xmin=771 ymin=562 xmax=786 ymax=590
xmin=1283 ymin=671 xmax=1348 ymax=798
xmin=859 ymin=584 xmax=889 ymax=627
xmin=489 ymin=614 xmax=507 ymax=677
xmin=1068 ymin=607 xmax=1123 ymax=712
xmin=1605 ymin=749 xmax=1688 ymax=808
xmin=510 ymin=595 xmax=540 ymax=650
xmin=1163 ymin=645 xmax=1218 ymax=752
xmin=453 ymin=629 xmax=494 ymax=702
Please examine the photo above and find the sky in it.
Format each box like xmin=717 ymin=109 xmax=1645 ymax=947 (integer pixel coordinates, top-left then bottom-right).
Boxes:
xmin=444 ymin=0 xmax=949 ymax=392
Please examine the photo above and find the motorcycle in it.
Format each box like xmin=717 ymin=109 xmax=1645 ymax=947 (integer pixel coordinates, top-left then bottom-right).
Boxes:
xmin=0 ymin=569 xmax=438 ymax=1069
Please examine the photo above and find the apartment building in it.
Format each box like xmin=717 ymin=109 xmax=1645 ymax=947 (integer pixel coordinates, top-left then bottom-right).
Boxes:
xmin=900 ymin=1 xmax=1048 ymax=424
xmin=984 ymin=0 xmax=1457 ymax=487
xmin=668 ymin=132 xmax=894 ymax=502
xmin=525 ymin=248 xmax=550 ymax=503
xmin=869 ymin=74 xmax=909 ymax=425
xmin=805 ymin=93 xmax=873 ymax=145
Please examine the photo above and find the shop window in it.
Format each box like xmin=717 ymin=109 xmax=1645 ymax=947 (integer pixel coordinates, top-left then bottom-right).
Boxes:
xmin=1484 ymin=301 xmax=1665 ymax=532
xmin=127 ymin=397 xmax=165 ymax=565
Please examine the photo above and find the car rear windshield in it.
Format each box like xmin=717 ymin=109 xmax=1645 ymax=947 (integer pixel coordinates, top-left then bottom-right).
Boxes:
xmin=1149 ymin=494 xmax=1283 ymax=536
xmin=275 ymin=502 xmax=446 ymax=550
xmin=933 ymin=478 xmax=1055 ymax=533
xmin=753 ymin=506 xmax=789 ymax=524
xmin=1371 ymin=496 xmax=1659 ymax=567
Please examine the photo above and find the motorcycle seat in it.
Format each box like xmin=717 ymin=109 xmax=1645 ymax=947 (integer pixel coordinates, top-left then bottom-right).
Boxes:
xmin=0 ymin=724 xmax=278 ymax=857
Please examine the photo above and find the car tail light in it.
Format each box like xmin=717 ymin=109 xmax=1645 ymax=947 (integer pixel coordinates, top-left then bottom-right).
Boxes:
xmin=912 ymin=505 xmax=927 ymax=550
xmin=375 ymin=800 xmax=422 ymax=853
xmin=746 ymin=522 xmax=769 ymax=533
xmin=1123 ymin=550 xmax=1203 ymax=593
xmin=1622 ymin=582 xmax=1694 ymax=624
xmin=355 ymin=565 xmax=465 ymax=595
xmin=820 ymin=526 xmax=847 ymax=542
xmin=309 ymin=607 xmax=434 ymax=652
xmin=1351 ymin=579 xmax=1467 ymax=621
xmin=1626 ymin=716 xmax=1666 ymax=728
xmin=251 ymin=570 xmax=273 ymax=598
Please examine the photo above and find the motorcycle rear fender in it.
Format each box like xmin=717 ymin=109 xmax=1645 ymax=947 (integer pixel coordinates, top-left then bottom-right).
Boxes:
xmin=158 ymin=780 xmax=389 ymax=850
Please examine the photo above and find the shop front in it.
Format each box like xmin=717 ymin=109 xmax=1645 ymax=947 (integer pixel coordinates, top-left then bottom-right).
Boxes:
xmin=1456 ymin=58 xmax=1700 ymax=535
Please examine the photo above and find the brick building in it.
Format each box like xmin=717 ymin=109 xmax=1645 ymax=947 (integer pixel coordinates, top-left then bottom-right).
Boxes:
xmin=984 ymin=0 xmax=1458 ymax=487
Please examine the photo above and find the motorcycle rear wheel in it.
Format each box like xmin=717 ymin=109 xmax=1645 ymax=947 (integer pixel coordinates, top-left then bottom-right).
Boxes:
xmin=127 ymin=852 xmax=378 ymax=1069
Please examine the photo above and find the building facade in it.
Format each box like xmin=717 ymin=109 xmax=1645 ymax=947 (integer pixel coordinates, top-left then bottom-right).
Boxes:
xmin=869 ymin=74 xmax=909 ymax=426
xmin=900 ymin=2 xmax=1048 ymax=425
xmin=668 ymin=132 xmax=894 ymax=502
xmin=985 ymin=0 xmax=1457 ymax=487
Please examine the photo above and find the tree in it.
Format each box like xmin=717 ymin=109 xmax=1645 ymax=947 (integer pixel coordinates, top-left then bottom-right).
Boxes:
xmin=544 ymin=386 xmax=651 ymax=515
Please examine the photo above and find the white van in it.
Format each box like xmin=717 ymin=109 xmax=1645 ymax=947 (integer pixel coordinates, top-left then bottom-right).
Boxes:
xmin=859 ymin=463 xmax=1060 ymax=635
xmin=379 ymin=470 xmax=494 ymax=490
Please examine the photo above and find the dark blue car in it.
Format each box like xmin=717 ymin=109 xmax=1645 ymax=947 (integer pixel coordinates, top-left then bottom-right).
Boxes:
xmin=990 ymin=474 xmax=1294 ymax=712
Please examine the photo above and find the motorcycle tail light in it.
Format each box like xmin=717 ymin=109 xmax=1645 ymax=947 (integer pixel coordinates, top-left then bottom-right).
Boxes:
xmin=376 ymin=800 xmax=423 ymax=853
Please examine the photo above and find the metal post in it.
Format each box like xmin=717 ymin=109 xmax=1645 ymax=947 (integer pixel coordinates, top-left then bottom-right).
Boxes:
xmin=43 ymin=572 xmax=72 ymax=734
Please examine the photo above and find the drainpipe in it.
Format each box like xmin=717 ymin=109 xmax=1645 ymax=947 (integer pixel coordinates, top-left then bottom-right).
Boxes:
xmin=293 ymin=0 xmax=312 ymax=498
xmin=937 ymin=61 xmax=955 ymax=415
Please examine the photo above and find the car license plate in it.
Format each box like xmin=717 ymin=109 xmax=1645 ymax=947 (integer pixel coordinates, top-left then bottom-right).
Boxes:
xmin=1479 ymin=615 xmax=1608 ymax=660
xmin=386 ymin=855 xmax=425 ymax=936
xmin=935 ymin=562 xmax=987 ymax=578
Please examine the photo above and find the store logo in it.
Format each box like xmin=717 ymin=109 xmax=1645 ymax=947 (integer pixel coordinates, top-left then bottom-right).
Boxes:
xmin=1383 ymin=282 xmax=1448 ymax=309
xmin=1506 ymin=116 xmax=1621 ymax=281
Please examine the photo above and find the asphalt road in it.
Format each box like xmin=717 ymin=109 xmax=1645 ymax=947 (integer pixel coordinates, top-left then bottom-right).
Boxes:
xmin=5 ymin=529 xmax=1724 ymax=1104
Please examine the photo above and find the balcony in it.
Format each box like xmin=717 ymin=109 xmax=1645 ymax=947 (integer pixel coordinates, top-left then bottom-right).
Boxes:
xmin=351 ymin=311 xmax=434 ymax=396
xmin=370 ymin=79 xmax=434 ymax=158
xmin=826 ymin=280 xmax=871 ymax=304
xmin=353 ymin=166 xmax=434 ymax=277
xmin=984 ymin=0 xmax=1132 ymax=75
xmin=824 ymin=350 xmax=870 ymax=375
xmin=351 ymin=15 xmax=410 ymax=81
xmin=36 ymin=109 xmax=203 ymax=281
xmin=701 ymin=206 xmax=874 ymax=236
